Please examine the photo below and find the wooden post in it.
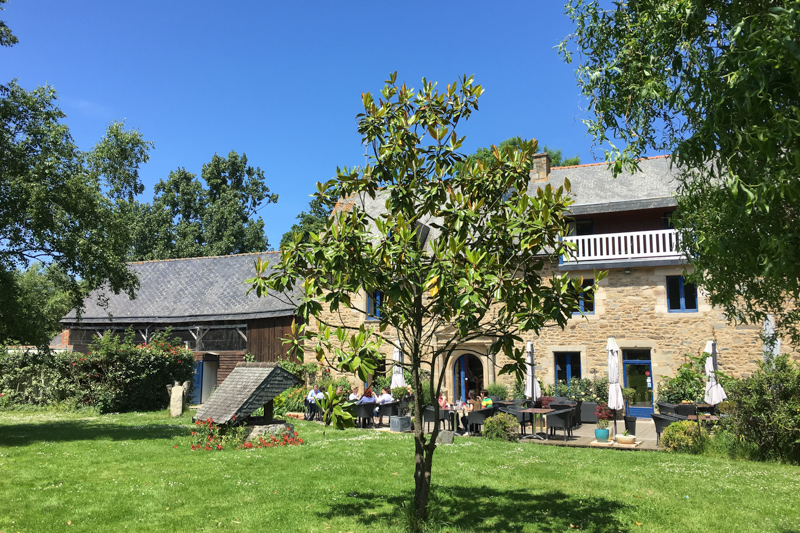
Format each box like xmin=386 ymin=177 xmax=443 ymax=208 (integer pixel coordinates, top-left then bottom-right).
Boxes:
xmin=263 ymin=399 xmax=274 ymax=421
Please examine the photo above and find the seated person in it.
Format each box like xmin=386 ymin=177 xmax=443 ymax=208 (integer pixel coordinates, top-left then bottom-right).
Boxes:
xmin=348 ymin=387 xmax=361 ymax=402
xmin=437 ymin=390 xmax=451 ymax=410
xmin=374 ymin=387 xmax=394 ymax=425
xmin=356 ymin=387 xmax=376 ymax=404
xmin=461 ymin=390 xmax=480 ymax=434
xmin=305 ymin=385 xmax=321 ymax=420
xmin=480 ymin=389 xmax=493 ymax=409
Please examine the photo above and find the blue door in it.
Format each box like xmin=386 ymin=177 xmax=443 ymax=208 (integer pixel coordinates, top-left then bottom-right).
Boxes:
xmin=191 ymin=361 xmax=203 ymax=404
xmin=622 ymin=350 xmax=653 ymax=417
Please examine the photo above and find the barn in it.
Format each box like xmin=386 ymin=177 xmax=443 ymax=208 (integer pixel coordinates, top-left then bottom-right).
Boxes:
xmin=58 ymin=252 xmax=298 ymax=404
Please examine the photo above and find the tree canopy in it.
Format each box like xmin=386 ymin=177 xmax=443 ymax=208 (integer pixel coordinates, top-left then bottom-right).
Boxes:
xmin=128 ymin=151 xmax=278 ymax=261
xmin=0 ymin=80 xmax=152 ymax=338
xmin=248 ymin=73 xmax=594 ymax=523
xmin=461 ymin=137 xmax=580 ymax=171
xmin=560 ymin=0 xmax=800 ymax=345
xmin=279 ymin=197 xmax=333 ymax=250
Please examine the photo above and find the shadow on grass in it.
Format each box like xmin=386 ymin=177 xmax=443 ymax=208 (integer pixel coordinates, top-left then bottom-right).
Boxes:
xmin=317 ymin=485 xmax=626 ymax=532
xmin=0 ymin=420 xmax=185 ymax=446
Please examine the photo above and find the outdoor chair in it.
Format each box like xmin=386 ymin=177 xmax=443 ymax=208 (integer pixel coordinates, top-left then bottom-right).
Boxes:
xmin=423 ymin=406 xmax=447 ymax=432
xmin=489 ymin=395 xmax=501 ymax=403
xmin=354 ymin=403 xmax=375 ymax=429
xmin=674 ymin=403 xmax=697 ymax=417
xmin=466 ymin=408 xmax=494 ymax=435
xmin=550 ymin=403 xmax=575 ymax=431
xmin=656 ymin=401 xmax=676 ymax=415
xmin=545 ymin=408 xmax=573 ymax=441
xmin=512 ymin=398 xmax=530 ymax=408
xmin=499 ymin=406 xmax=532 ymax=436
xmin=552 ymin=396 xmax=569 ymax=404
xmin=377 ymin=401 xmax=399 ymax=426
xmin=651 ymin=413 xmax=679 ymax=447
xmin=572 ymin=400 xmax=583 ymax=429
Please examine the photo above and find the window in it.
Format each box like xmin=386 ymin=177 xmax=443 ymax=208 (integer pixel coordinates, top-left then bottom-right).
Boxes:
xmin=555 ymin=352 xmax=582 ymax=385
xmin=572 ymin=278 xmax=595 ymax=315
xmin=666 ymin=275 xmax=698 ymax=312
xmin=567 ymin=219 xmax=593 ymax=236
xmin=366 ymin=290 xmax=382 ymax=320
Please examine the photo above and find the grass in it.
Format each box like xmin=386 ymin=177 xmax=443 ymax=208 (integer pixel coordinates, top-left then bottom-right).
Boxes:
xmin=0 ymin=409 xmax=799 ymax=532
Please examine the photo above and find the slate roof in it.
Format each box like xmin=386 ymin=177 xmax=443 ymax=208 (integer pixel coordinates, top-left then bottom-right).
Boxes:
xmin=194 ymin=362 xmax=300 ymax=425
xmin=530 ymin=155 xmax=681 ymax=215
xmin=62 ymin=252 xmax=297 ymax=326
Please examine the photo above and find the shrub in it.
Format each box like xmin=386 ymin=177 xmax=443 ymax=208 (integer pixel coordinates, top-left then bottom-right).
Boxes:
xmin=486 ymin=383 xmax=509 ymax=400
xmin=594 ymin=377 xmax=609 ymax=404
xmin=278 ymin=360 xmax=318 ymax=384
xmin=726 ymin=354 xmax=800 ymax=464
xmin=661 ymin=420 xmax=707 ymax=453
xmin=511 ymin=377 xmax=526 ymax=399
xmin=483 ymin=412 xmax=519 ymax=442
xmin=0 ymin=329 xmax=193 ymax=413
xmin=656 ymin=354 xmax=705 ymax=404
xmin=276 ymin=385 xmax=307 ymax=416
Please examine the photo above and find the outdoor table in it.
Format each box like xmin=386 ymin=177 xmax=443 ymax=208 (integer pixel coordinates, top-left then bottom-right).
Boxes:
xmin=519 ymin=408 xmax=554 ymax=440
xmin=441 ymin=408 xmax=465 ymax=432
xmin=695 ymin=403 xmax=716 ymax=414
xmin=688 ymin=414 xmax=719 ymax=421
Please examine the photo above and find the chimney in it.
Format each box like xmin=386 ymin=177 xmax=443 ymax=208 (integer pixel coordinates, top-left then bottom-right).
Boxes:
xmin=530 ymin=152 xmax=551 ymax=183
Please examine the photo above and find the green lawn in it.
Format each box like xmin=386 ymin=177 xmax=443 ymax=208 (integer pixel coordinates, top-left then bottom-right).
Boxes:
xmin=0 ymin=410 xmax=798 ymax=532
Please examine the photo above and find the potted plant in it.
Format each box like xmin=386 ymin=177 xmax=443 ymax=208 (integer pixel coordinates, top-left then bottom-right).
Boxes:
xmin=389 ymin=385 xmax=413 ymax=432
xmin=616 ymin=429 xmax=636 ymax=445
xmin=622 ymin=387 xmax=637 ymax=435
xmin=594 ymin=403 xmax=613 ymax=442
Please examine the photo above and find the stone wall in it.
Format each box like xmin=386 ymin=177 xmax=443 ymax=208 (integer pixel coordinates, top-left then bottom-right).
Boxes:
xmin=303 ymin=263 xmax=799 ymax=403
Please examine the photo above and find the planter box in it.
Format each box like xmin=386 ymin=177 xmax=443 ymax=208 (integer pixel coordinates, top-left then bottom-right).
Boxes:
xmin=389 ymin=416 xmax=412 ymax=433
xmin=581 ymin=402 xmax=599 ymax=423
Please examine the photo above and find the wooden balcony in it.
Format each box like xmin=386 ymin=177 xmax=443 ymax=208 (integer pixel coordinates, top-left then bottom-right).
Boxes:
xmin=562 ymin=229 xmax=683 ymax=264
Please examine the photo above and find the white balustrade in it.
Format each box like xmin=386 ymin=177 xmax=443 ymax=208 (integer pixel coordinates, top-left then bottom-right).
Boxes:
xmin=562 ymin=229 xmax=682 ymax=263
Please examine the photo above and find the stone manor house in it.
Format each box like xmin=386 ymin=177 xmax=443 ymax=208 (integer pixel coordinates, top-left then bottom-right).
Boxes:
xmin=57 ymin=154 xmax=796 ymax=416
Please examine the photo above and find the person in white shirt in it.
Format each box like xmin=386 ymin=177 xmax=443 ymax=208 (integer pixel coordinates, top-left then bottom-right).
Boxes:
xmin=348 ymin=387 xmax=361 ymax=402
xmin=374 ymin=387 xmax=395 ymax=426
xmin=305 ymin=385 xmax=321 ymax=420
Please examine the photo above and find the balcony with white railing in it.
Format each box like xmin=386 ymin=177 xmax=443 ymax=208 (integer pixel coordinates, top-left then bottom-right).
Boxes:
xmin=561 ymin=229 xmax=684 ymax=265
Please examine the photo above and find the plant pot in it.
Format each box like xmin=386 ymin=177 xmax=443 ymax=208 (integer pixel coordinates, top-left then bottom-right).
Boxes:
xmin=616 ymin=434 xmax=636 ymax=445
xmin=594 ymin=428 xmax=610 ymax=442
xmin=389 ymin=416 xmax=412 ymax=433
xmin=624 ymin=415 xmax=637 ymax=435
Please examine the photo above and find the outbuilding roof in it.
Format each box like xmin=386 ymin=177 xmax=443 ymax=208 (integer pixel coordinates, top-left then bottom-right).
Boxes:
xmin=62 ymin=252 xmax=296 ymax=326
xmin=194 ymin=362 xmax=300 ymax=425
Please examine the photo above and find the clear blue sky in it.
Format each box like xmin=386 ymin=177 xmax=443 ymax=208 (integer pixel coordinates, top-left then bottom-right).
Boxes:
xmin=2 ymin=1 xmax=601 ymax=248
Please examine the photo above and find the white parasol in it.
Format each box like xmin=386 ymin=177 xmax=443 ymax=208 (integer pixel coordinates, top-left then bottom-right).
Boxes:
xmin=390 ymin=341 xmax=406 ymax=389
xmin=525 ymin=341 xmax=542 ymax=401
xmin=607 ymin=337 xmax=624 ymax=411
xmin=763 ymin=314 xmax=781 ymax=363
xmin=703 ymin=340 xmax=727 ymax=405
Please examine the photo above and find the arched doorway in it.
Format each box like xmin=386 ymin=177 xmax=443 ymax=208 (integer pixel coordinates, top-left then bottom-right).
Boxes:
xmin=453 ymin=354 xmax=484 ymax=403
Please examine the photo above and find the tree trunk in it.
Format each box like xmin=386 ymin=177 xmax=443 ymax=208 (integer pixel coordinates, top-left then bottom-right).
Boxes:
xmin=410 ymin=350 xmax=436 ymax=523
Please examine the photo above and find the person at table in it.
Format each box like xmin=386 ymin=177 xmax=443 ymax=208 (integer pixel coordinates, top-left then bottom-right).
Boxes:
xmin=460 ymin=390 xmax=481 ymax=434
xmin=438 ymin=389 xmax=451 ymax=410
xmin=356 ymin=387 xmax=376 ymax=404
xmin=348 ymin=387 xmax=360 ymax=402
xmin=305 ymin=384 xmax=321 ymax=420
xmin=374 ymin=387 xmax=394 ymax=425
xmin=480 ymin=389 xmax=493 ymax=409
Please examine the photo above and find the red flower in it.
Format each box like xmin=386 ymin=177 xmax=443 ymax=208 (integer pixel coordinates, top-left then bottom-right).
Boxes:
xmin=173 ymin=445 xmax=178 ymax=449
xmin=645 ymin=371 xmax=651 ymax=376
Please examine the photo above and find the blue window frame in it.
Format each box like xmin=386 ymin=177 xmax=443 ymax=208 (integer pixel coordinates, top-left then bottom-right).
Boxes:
xmin=572 ymin=278 xmax=595 ymax=315
xmin=366 ymin=290 xmax=381 ymax=320
xmin=666 ymin=275 xmax=698 ymax=312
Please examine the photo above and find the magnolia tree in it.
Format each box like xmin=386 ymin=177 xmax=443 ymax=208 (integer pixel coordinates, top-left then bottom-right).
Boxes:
xmin=247 ymin=73 xmax=593 ymax=523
